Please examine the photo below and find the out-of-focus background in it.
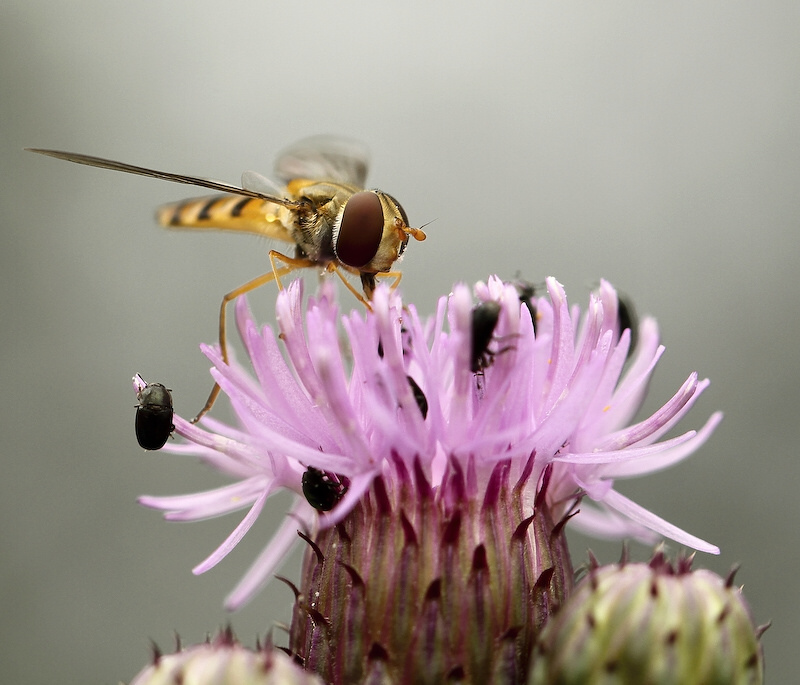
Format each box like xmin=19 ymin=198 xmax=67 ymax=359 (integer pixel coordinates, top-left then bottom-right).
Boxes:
xmin=2 ymin=2 xmax=797 ymax=682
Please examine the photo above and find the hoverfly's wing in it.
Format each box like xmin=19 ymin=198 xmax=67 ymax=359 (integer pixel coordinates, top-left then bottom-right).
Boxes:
xmin=241 ymin=170 xmax=284 ymax=196
xmin=26 ymin=148 xmax=298 ymax=244
xmin=274 ymin=135 xmax=370 ymax=186
xmin=26 ymin=149 xmax=300 ymax=206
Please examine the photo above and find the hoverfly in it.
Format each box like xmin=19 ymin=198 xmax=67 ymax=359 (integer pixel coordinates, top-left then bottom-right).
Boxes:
xmin=28 ymin=137 xmax=427 ymax=421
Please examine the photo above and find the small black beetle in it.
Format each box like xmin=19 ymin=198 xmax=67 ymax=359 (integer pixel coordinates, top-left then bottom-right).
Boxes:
xmin=301 ymin=467 xmax=347 ymax=512
xmin=470 ymin=301 xmax=502 ymax=373
xmin=134 ymin=375 xmax=174 ymax=450
xmin=616 ymin=293 xmax=639 ymax=359
xmin=513 ymin=279 xmax=540 ymax=335
xmin=406 ymin=375 xmax=429 ymax=419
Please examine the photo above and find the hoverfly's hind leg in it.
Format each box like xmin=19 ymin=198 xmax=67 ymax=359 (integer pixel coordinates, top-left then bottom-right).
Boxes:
xmin=190 ymin=253 xmax=313 ymax=424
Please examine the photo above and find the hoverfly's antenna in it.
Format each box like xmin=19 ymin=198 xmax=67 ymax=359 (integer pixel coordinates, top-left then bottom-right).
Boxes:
xmin=405 ymin=226 xmax=427 ymax=241
xmin=405 ymin=217 xmax=436 ymax=242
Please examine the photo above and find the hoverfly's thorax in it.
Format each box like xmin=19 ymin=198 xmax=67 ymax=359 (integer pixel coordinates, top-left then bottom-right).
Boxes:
xmin=286 ymin=180 xmax=355 ymax=264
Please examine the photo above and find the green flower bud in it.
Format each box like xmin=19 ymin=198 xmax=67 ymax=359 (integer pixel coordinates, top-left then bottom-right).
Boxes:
xmin=529 ymin=550 xmax=767 ymax=684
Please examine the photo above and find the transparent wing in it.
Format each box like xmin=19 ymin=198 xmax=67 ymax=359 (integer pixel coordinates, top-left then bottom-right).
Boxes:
xmin=274 ymin=135 xmax=370 ymax=186
xmin=26 ymin=149 xmax=300 ymax=208
xmin=241 ymin=170 xmax=284 ymax=196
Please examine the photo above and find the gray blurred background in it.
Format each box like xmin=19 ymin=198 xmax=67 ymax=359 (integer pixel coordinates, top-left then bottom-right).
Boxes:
xmin=2 ymin=2 xmax=798 ymax=682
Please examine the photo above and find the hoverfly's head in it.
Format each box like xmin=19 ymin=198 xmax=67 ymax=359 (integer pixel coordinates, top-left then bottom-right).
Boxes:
xmin=332 ymin=191 xmax=426 ymax=274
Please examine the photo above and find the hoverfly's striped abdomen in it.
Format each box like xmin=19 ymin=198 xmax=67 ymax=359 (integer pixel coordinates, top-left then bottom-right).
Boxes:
xmin=157 ymin=194 xmax=293 ymax=242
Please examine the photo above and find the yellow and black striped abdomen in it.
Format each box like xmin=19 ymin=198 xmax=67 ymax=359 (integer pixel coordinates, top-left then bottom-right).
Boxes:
xmin=157 ymin=194 xmax=293 ymax=243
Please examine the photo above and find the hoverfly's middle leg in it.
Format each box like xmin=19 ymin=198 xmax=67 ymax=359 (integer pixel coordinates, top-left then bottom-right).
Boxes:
xmin=330 ymin=266 xmax=372 ymax=310
xmin=268 ymin=250 xmax=317 ymax=291
xmin=190 ymin=257 xmax=311 ymax=424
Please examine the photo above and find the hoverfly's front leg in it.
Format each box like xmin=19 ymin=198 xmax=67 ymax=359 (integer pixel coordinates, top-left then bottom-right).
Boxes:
xmin=191 ymin=253 xmax=313 ymax=424
xmin=379 ymin=270 xmax=403 ymax=291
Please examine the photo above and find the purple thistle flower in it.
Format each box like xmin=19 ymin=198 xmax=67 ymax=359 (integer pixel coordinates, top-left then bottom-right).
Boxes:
xmin=139 ymin=276 xmax=721 ymax=614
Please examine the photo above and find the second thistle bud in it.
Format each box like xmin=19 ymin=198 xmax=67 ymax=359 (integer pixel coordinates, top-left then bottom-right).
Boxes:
xmin=529 ymin=550 xmax=766 ymax=684
xmin=128 ymin=628 xmax=323 ymax=685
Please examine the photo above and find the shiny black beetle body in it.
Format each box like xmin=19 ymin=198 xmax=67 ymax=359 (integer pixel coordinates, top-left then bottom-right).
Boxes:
xmin=135 ymin=382 xmax=174 ymax=450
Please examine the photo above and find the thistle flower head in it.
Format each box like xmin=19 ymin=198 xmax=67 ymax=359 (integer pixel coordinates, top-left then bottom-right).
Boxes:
xmin=138 ymin=276 xmax=722 ymax=681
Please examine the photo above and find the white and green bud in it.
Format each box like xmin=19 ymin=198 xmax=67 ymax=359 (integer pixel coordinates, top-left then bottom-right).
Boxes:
xmin=128 ymin=628 xmax=324 ymax=685
xmin=529 ymin=550 xmax=767 ymax=684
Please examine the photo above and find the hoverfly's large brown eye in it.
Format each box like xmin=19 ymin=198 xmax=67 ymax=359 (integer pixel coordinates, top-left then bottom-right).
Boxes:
xmin=334 ymin=191 xmax=384 ymax=268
